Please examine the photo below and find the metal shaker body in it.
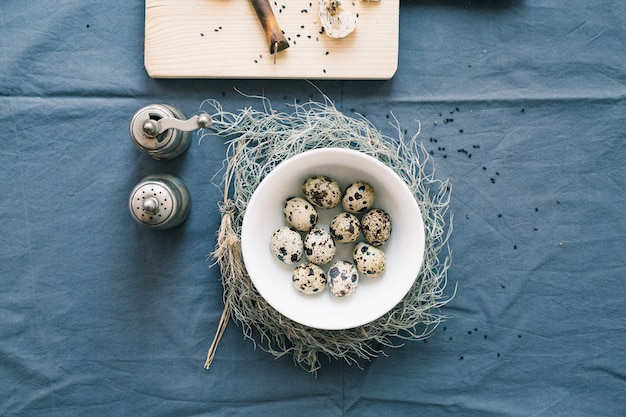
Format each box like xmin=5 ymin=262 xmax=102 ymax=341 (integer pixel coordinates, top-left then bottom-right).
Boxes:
xmin=129 ymin=174 xmax=191 ymax=230
xmin=130 ymin=104 xmax=191 ymax=160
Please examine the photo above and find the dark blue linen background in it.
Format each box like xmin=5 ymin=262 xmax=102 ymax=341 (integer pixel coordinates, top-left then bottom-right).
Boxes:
xmin=1 ymin=1 xmax=624 ymax=416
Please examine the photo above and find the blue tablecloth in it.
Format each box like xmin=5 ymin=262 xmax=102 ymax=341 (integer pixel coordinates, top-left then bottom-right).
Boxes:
xmin=1 ymin=1 xmax=624 ymax=415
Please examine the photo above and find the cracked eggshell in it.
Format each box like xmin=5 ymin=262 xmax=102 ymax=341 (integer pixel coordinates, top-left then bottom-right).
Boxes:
xmin=319 ymin=0 xmax=357 ymax=39
xmin=283 ymin=196 xmax=318 ymax=232
xmin=302 ymin=176 xmax=342 ymax=209
xmin=270 ymin=226 xmax=303 ymax=264
xmin=292 ymin=263 xmax=327 ymax=295
xmin=352 ymin=242 xmax=387 ymax=278
xmin=361 ymin=208 xmax=392 ymax=247
xmin=327 ymin=260 xmax=359 ymax=297
xmin=304 ymin=228 xmax=337 ymax=265
xmin=329 ymin=212 xmax=361 ymax=243
xmin=342 ymin=181 xmax=376 ymax=214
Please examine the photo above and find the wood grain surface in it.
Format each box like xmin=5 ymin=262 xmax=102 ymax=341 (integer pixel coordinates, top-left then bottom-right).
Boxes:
xmin=145 ymin=0 xmax=399 ymax=79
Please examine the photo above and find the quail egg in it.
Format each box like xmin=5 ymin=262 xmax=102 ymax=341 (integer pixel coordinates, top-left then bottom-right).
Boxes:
xmin=283 ymin=196 xmax=318 ymax=232
xmin=270 ymin=226 xmax=303 ymax=264
xmin=327 ymin=261 xmax=359 ymax=297
xmin=361 ymin=208 xmax=392 ymax=247
xmin=329 ymin=212 xmax=360 ymax=243
xmin=342 ymin=181 xmax=375 ymax=214
xmin=352 ymin=242 xmax=387 ymax=278
xmin=302 ymin=176 xmax=342 ymax=209
xmin=304 ymin=228 xmax=336 ymax=265
xmin=292 ymin=263 xmax=327 ymax=295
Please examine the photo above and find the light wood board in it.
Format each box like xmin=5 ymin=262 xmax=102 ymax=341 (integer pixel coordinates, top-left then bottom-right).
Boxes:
xmin=145 ymin=0 xmax=399 ymax=79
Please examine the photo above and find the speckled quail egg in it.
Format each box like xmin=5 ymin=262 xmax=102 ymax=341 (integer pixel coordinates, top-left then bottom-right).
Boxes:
xmin=304 ymin=228 xmax=336 ymax=265
xmin=302 ymin=176 xmax=342 ymax=209
xmin=270 ymin=226 xmax=303 ymax=264
xmin=292 ymin=263 xmax=327 ymax=295
xmin=327 ymin=261 xmax=359 ymax=297
xmin=352 ymin=242 xmax=387 ymax=278
xmin=361 ymin=208 xmax=392 ymax=247
xmin=342 ymin=181 xmax=375 ymax=214
xmin=329 ymin=212 xmax=360 ymax=243
xmin=283 ymin=196 xmax=318 ymax=232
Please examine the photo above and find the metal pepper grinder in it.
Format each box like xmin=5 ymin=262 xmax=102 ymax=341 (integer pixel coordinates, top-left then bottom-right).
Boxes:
xmin=129 ymin=104 xmax=212 ymax=159
xmin=129 ymin=174 xmax=191 ymax=230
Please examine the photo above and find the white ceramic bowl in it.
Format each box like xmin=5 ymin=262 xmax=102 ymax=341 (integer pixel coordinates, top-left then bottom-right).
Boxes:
xmin=241 ymin=148 xmax=425 ymax=330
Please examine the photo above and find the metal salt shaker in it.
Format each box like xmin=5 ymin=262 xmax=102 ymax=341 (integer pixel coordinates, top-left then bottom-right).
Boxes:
xmin=129 ymin=174 xmax=191 ymax=230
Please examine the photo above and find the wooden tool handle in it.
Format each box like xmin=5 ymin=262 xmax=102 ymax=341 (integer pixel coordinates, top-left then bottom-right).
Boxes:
xmin=249 ymin=0 xmax=290 ymax=54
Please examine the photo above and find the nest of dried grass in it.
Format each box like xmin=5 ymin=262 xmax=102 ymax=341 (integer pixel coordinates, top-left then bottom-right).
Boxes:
xmin=200 ymin=93 xmax=453 ymax=373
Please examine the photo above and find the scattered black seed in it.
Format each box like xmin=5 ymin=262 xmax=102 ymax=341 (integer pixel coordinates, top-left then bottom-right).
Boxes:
xmin=495 ymin=171 xmax=500 ymax=176
xmin=468 ymin=64 xmax=472 ymax=68
xmin=535 ymin=207 xmax=539 ymax=212
xmin=200 ymin=32 xmax=204 ymax=37
xmin=497 ymin=352 xmax=501 ymax=358
xmin=429 ymin=150 xmax=434 ymax=155
xmin=444 ymin=118 xmax=454 ymax=124
xmin=501 ymin=283 xmax=506 ymax=288
xmin=433 ymin=121 xmax=437 ymax=125
xmin=459 ymin=356 xmax=464 ymax=360
xmin=301 ymin=9 xmax=308 ymax=13
xmin=498 ymin=213 xmax=502 ymax=218
xmin=513 ymin=245 xmax=517 ymax=250
xmin=468 ymin=330 xmax=472 ymax=335
xmin=459 ymin=129 xmax=464 ymax=133
xmin=466 ymin=215 xmax=470 ymax=219
xmin=214 ymin=28 xmax=219 ymax=32
xmin=474 ymin=328 xmax=478 ymax=332
xmin=301 ymin=25 xmax=305 ymax=28
xmin=325 ymin=51 xmax=329 ymax=55
xmin=323 ymin=69 xmax=326 ymax=73
xmin=449 ymin=336 xmax=453 ymax=341
xmin=443 ymin=327 xmax=447 ymax=331
xmin=484 ymin=335 xmax=488 ymax=339
xmin=254 ymin=59 xmax=258 ymax=63
xmin=221 ymin=91 xmax=226 ymax=96
xmin=482 ymin=166 xmax=487 ymax=171
xmin=518 ymin=334 xmax=522 ymax=338
xmin=556 ymin=200 xmax=560 ymax=204
xmin=456 ymin=107 xmax=460 ymax=112
xmin=468 ymin=154 xmax=472 ymax=158
xmin=521 ymin=108 xmax=525 ymax=113
xmin=490 ymin=177 xmax=496 ymax=184
xmin=86 ymin=24 xmax=90 ymax=28
xmin=473 ymin=145 xmax=480 ymax=149
xmin=439 ymin=112 xmax=443 ymax=117
xmin=533 ymin=227 xmax=538 ymax=231
xmin=443 ymin=154 xmax=447 ymax=158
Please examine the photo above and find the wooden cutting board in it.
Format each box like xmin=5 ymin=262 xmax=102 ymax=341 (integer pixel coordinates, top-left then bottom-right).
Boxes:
xmin=144 ymin=0 xmax=399 ymax=79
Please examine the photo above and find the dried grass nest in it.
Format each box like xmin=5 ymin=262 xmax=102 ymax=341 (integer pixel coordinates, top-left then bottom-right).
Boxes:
xmin=200 ymin=93 xmax=454 ymax=373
